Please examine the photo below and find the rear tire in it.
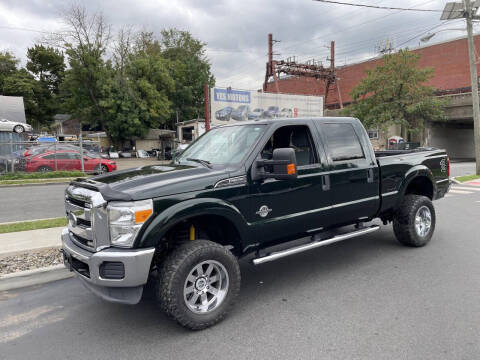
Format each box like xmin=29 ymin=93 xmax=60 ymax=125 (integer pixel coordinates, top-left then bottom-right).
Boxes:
xmin=13 ymin=125 xmax=24 ymax=133
xmin=393 ymin=195 xmax=435 ymax=247
xmin=156 ymin=240 xmax=241 ymax=330
xmin=36 ymin=166 xmax=52 ymax=173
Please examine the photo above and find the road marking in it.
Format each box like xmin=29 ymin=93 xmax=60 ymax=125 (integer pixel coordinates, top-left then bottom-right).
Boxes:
xmin=451 ymin=186 xmax=480 ymax=192
xmin=449 ymin=189 xmax=473 ymax=194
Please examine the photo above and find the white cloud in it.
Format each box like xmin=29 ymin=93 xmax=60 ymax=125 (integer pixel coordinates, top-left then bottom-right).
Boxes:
xmin=0 ymin=0 xmax=467 ymax=87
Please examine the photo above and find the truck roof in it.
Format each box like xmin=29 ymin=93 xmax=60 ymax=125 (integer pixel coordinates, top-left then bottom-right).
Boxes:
xmin=214 ymin=117 xmax=359 ymax=127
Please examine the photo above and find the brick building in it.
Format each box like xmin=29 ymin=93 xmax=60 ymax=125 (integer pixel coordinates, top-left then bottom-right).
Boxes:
xmin=265 ymin=35 xmax=480 ymax=108
xmin=264 ymin=35 xmax=479 ymax=158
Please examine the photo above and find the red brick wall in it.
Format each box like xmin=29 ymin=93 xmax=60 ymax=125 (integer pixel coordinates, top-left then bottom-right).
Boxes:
xmin=265 ymin=35 xmax=480 ymax=107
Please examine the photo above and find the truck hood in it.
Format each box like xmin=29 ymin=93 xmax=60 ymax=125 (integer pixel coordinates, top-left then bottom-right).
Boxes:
xmin=75 ymin=164 xmax=228 ymax=201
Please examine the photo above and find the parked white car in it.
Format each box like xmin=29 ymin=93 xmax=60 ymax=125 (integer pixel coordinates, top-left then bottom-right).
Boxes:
xmin=0 ymin=118 xmax=32 ymax=133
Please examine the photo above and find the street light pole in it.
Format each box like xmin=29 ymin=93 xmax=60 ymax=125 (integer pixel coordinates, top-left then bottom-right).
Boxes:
xmin=464 ymin=0 xmax=480 ymax=174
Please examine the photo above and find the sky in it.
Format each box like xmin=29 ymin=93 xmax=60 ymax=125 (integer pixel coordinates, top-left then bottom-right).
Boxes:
xmin=0 ymin=0 xmax=474 ymax=90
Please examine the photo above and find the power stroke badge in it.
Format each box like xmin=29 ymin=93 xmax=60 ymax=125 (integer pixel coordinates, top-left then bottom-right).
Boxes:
xmin=256 ymin=205 xmax=272 ymax=218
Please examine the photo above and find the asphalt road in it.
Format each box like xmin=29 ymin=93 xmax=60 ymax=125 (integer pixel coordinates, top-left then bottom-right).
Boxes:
xmin=0 ymin=162 xmax=476 ymax=224
xmin=0 ymin=184 xmax=67 ymax=223
xmin=1 ymin=187 xmax=479 ymax=359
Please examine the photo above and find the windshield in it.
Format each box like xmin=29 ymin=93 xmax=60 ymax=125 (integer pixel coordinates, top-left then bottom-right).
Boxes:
xmin=253 ymin=108 xmax=262 ymax=112
xmin=176 ymin=125 xmax=265 ymax=166
xmin=268 ymin=106 xmax=278 ymax=111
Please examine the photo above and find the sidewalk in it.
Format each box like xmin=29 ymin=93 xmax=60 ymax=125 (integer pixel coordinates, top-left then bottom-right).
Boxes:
xmin=0 ymin=227 xmax=63 ymax=257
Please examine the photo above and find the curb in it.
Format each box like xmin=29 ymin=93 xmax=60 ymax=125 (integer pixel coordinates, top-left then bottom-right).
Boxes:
xmin=0 ymin=181 xmax=72 ymax=188
xmin=0 ymin=264 xmax=73 ymax=292
xmin=450 ymin=177 xmax=461 ymax=184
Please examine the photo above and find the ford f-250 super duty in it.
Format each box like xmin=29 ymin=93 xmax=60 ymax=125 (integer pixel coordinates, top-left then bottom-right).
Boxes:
xmin=61 ymin=117 xmax=450 ymax=330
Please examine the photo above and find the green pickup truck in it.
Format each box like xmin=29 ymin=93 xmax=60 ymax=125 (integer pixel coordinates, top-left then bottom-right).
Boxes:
xmin=61 ymin=117 xmax=450 ymax=329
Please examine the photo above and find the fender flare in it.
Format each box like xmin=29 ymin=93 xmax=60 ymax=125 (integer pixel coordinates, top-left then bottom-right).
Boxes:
xmin=135 ymin=198 xmax=250 ymax=249
xmin=396 ymin=165 xmax=436 ymax=207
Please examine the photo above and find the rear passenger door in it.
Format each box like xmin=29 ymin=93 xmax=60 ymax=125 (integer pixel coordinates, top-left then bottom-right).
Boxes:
xmin=315 ymin=120 xmax=379 ymax=225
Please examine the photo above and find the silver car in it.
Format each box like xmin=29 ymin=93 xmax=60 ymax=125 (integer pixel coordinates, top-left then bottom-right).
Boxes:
xmin=0 ymin=118 xmax=32 ymax=133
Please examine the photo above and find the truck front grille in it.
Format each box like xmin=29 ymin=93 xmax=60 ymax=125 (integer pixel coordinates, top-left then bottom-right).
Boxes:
xmin=65 ymin=185 xmax=108 ymax=252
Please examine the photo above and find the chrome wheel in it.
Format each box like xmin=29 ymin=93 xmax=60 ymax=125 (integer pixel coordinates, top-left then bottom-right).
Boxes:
xmin=415 ymin=205 xmax=432 ymax=237
xmin=183 ymin=260 xmax=229 ymax=314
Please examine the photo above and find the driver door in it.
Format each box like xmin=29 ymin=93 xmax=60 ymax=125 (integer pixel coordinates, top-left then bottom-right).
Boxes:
xmin=248 ymin=121 xmax=331 ymax=245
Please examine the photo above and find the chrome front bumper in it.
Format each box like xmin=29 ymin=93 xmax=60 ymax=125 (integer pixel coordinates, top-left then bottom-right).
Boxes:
xmin=61 ymin=228 xmax=155 ymax=304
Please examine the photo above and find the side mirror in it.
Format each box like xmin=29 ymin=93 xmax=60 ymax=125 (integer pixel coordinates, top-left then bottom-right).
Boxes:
xmin=252 ymin=148 xmax=297 ymax=181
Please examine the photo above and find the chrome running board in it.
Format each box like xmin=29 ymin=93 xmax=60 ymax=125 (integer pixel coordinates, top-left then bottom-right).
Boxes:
xmin=252 ymin=225 xmax=380 ymax=265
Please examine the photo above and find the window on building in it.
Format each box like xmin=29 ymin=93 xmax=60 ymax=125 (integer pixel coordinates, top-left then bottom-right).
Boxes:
xmin=322 ymin=123 xmax=365 ymax=161
xmin=368 ymin=128 xmax=379 ymax=140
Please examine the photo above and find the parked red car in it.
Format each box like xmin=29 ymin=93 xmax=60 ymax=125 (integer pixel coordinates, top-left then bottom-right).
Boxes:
xmin=25 ymin=150 xmax=117 ymax=173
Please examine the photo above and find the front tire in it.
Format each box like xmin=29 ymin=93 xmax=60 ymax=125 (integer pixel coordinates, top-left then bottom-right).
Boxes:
xmin=156 ymin=240 xmax=241 ymax=330
xmin=393 ymin=195 xmax=436 ymax=247
xmin=96 ymin=164 xmax=109 ymax=173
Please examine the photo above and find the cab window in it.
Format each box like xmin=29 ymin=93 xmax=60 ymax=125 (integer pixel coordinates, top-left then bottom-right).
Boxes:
xmin=260 ymin=125 xmax=318 ymax=167
xmin=322 ymin=123 xmax=365 ymax=161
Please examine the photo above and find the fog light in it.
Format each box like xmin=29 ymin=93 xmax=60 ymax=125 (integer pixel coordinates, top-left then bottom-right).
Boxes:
xmin=99 ymin=261 xmax=125 ymax=279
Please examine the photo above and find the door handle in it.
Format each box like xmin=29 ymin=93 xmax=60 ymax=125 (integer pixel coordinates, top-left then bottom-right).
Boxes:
xmin=322 ymin=174 xmax=330 ymax=191
xmin=367 ymin=168 xmax=374 ymax=183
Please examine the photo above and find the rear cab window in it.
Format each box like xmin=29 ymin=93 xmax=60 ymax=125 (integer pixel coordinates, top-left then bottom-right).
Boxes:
xmin=320 ymin=123 xmax=365 ymax=162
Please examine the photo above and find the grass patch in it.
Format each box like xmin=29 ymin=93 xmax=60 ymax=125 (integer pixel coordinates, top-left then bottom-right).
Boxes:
xmin=0 ymin=218 xmax=67 ymax=234
xmin=0 ymin=171 xmax=85 ymax=181
xmin=0 ymin=178 xmax=81 ymax=185
xmin=455 ymin=174 xmax=480 ymax=183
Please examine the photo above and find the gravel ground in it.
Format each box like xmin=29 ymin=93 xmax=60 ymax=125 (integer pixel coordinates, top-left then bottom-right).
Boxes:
xmin=0 ymin=248 xmax=62 ymax=275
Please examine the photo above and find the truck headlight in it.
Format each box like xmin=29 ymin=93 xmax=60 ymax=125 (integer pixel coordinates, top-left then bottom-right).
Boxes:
xmin=107 ymin=199 xmax=153 ymax=248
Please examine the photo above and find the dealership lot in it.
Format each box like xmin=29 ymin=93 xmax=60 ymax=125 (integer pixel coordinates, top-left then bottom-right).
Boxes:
xmin=1 ymin=176 xmax=480 ymax=359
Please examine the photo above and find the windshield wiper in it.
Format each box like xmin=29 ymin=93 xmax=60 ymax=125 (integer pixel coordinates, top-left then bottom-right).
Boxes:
xmin=186 ymin=158 xmax=212 ymax=169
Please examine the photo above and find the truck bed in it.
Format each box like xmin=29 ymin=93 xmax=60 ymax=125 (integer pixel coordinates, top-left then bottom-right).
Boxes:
xmin=375 ymin=147 xmax=438 ymax=158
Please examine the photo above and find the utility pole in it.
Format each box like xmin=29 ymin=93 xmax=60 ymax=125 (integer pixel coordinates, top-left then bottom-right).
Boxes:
xmin=463 ymin=0 xmax=480 ymax=174
xmin=263 ymin=33 xmax=281 ymax=93
xmin=204 ymin=83 xmax=210 ymax=132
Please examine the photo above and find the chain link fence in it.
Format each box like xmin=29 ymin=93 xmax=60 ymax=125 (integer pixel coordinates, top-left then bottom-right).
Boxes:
xmin=0 ymin=132 xmax=102 ymax=174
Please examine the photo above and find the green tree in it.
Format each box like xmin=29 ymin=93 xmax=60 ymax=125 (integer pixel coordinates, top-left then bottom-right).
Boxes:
xmin=103 ymin=30 xmax=174 ymax=145
xmin=0 ymin=52 xmax=42 ymax=127
xmin=342 ymin=49 xmax=447 ymax=140
xmin=2 ymin=68 xmax=39 ymax=124
xmin=0 ymin=51 xmax=19 ymax=94
xmin=26 ymin=45 xmax=66 ymax=127
xmin=53 ymin=4 xmax=112 ymax=130
xmin=27 ymin=45 xmax=65 ymax=93
xmin=159 ymin=29 xmax=215 ymax=127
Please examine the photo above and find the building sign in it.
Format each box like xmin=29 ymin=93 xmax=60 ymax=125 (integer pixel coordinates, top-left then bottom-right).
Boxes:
xmin=210 ymin=87 xmax=324 ymax=126
xmin=213 ymin=88 xmax=251 ymax=103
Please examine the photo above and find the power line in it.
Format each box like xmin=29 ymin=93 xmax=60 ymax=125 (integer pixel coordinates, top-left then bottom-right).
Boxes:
xmin=311 ymin=0 xmax=455 ymax=12
xmin=278 ymin=0 xmax=437 ymax=53
xmin=0 ymin=25 xmax=63 ymax=36
xmin=396 ymin=20 xmax=462 ymax=47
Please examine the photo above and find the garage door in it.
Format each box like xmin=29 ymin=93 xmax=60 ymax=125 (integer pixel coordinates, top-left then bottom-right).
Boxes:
xmin=428 ymin=123 xmax=474 ymax=160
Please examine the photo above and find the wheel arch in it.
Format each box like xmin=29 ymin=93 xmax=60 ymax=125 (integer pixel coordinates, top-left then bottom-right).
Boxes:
xmin=397 ymin=165 xmax=436 ymax=207
xmin=136 ymin=198 xmax=249 ymax=256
